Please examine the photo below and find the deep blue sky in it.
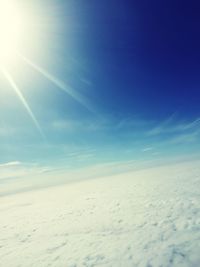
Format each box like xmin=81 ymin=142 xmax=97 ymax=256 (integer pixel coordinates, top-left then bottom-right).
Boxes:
xmin=65 ymin=0 xmax=200 ymax=119
xmin=0 ymin=0 xmax=200 ymax=169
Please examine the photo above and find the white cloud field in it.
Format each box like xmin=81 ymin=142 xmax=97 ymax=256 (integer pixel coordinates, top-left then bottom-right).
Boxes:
xmin=0 ymin=159 xmax=200 ymax=267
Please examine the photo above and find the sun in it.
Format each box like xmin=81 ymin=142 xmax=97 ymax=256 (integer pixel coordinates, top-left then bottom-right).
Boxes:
xmin=0 ymin=0 xmax=22 ymax=67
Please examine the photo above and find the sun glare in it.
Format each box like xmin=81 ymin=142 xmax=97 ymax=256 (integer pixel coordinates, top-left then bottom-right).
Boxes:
xmin=0 ymin=0 xmax=91 ymax=137
xmin=0 ymin=0 xmax=22 ymax=66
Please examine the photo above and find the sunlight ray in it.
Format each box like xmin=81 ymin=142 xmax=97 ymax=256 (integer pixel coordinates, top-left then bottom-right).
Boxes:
xmin=0 ymin=67 xmax=45 ymax=138
xmin=20 ymin=54 xmax=95 ymax=113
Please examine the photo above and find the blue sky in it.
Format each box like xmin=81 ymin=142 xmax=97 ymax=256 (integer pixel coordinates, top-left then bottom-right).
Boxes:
xmin=0 ymin=0 xmax=200 ymax=174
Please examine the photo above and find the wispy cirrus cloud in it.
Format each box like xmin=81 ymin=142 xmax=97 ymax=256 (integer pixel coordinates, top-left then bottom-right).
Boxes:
xmin=142 ymin=147 xmax=154 ymax=152
xmin=51 ymin=115 xmax=154 ymax=134
xmin=147 ymin=116 xmax=200 ymax=136
xmin=51 ymin=119 xmax=103 ymax=132
xmin=0 ymin=161 xmax=49 ymax=181
xmin=168 ymin=129 xmax=200 ymax=144
xmin=0 ymin=161 xmax=21 ymax=168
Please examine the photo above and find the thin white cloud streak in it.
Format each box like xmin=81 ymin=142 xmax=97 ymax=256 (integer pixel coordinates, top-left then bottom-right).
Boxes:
xmin=148 ymin=116 xmax=200 ymax=136
xmin=142 ymin=147 xmax=153 ymax=152
xmin=148 ymin=112 xmax=177 ymax=134
xmin=51 ymin=116 xmax=154 ymax=134
xmin=51 ymin=119 xmax=102 ymax=133
xmin=168 ymin=130 xmax=200 ymax=144
xmin=0 ymin=67 xmax=45 ymax=139
xmin=116 ymin=117 xmax=154 ymax=129
xmin=0 ymin=161 xmax=49 ymax=181
xmin=19 ymin=54 xmax=95 ymax=113
xmin=0 ymin=161 xmax=21 ymax=168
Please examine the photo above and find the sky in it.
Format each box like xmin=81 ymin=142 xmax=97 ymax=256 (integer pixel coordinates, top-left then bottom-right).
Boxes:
xmin=0 ymin=0 xmax=200 ymax=178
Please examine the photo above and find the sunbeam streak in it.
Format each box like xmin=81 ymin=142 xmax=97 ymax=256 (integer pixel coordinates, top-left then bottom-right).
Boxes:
xmin=1 ymin=67 xmax=45 ymax=138
xmin=20 ymin=54 xmax=95 ymax=113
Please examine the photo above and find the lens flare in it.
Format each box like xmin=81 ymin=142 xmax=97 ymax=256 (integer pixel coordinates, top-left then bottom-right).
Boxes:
xmin=20 ymin=54 xmax=95 ymax=113
xmin=1 ymin=66 xmax=44 ymax=138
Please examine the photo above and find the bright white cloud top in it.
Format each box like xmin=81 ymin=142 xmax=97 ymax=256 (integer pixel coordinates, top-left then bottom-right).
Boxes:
xmin=0 ymin=160 xmax=200 ymax=266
